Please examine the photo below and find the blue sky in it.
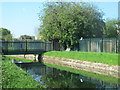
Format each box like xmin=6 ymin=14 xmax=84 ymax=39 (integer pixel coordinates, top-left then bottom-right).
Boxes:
xmin=0 ymin=2 xmax=119 ymax=38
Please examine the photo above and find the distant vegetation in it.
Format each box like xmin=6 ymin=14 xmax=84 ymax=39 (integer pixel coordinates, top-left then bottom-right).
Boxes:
xmin=0 ymin=28 xmax=12 ymax=40
xmin=19 ymin=35 xmax=35 ymax=40
xmin=44 ymin=51 xmax=118 ymax=66
xmin=0 ymin=28 xmax=36 ymax=41
xmin=104 ymin=19 xmax=119 ymax=38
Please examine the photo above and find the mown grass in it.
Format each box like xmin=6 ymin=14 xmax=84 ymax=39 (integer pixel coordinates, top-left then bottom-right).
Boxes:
xmin=44 ymin=62 xmax=120 ymax=85
xmin=44 ymin=51 xmax=119 ymax=66
xmin=4 ymin=55 xmax=33 ymax=62
xmin=2 ymin=56 xmax=45 ymax=88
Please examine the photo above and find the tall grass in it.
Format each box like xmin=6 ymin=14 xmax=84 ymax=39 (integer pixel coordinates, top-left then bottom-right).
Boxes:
xmin=44 ymin=51 xmax=119 ymax=66
xmin=2 ymin=56 xmax=45 ymax=88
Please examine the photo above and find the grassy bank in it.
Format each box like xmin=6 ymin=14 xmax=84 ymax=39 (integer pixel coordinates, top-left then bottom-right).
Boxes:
xmin=3 ymin=55 xmax=119 ymax=85
xmin=44 ymin=62 xmax=120 ymax=85
xmin=44 ymin=51 xmax=119 ymax=66
xmin=4 ymin=55 xmax=33 ymax=62
xmin=2 ymin=56 xmax=45 ymax=88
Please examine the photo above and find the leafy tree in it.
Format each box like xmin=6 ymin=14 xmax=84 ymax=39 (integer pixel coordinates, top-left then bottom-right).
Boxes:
xmin=103 ymin=19 xmax=119 ymax=38
xmin=19 ymin=35 xmax=35 ymax=40
xmin=38 ymin=2 xmax=105 ymax=49
xmin=0 ymin=28 xmax=12 ymax=40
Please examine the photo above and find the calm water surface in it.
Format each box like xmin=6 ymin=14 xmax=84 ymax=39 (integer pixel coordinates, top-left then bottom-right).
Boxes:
xmin=14 ymin=60 xmax=120 ymax=89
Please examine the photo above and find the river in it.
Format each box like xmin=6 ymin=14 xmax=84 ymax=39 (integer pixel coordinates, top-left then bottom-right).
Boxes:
xmin=13 ymin=60 xmax=120 ymax=89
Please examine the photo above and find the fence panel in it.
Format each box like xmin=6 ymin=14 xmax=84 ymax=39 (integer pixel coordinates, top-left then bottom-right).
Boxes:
xmin=79 ymin=38 xmax=120 ymax=53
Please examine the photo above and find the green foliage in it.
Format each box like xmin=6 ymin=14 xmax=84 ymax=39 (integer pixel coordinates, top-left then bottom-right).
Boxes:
xmin=44 ymin=51 xmax=118 ymax=65
xmin=0 ymin=28 xmax=12 ymax=40
xmin=2 ymin=56 xmax=45 ymax=88
xmin=104 ymin=19 xmax=119 ymax=38
xmin=38 ymin=2 xmax=105 ymax=49
xmin=20 ymin=35 xmax=35 ymax=40
xmin=44 ymin=63 xmax=119 ymax=85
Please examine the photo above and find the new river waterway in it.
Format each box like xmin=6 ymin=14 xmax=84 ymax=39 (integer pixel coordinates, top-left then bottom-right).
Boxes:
xmin=13 ymin=60 xmax=120 ymax=89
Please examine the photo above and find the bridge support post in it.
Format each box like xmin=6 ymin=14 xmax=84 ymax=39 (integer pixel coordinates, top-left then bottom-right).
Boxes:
xmin=34 ymin=54 xmax=36 ymax=62
xmin=24 ymin=54 xmax=26 ymax=58
xmin=38 ymin=54 xmax=43 ymax=63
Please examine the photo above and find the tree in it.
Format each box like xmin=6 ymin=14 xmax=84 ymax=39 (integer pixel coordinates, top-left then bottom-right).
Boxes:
xmin=38 ymin=2 xmax=105 ymax=49
xmin=19 ymin=35 xmax=35 ymax=40
xmin=0 ymin=28 xmax=12 ymax=40
xmin=103 ymin=19 xmax=119 ymax=38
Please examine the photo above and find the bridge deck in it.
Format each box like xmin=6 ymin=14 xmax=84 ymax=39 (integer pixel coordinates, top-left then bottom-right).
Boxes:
xmin=3 ymin=50 xmax=47 ymax=55
xmin=1 ymin=40 xmax=52 ymax=55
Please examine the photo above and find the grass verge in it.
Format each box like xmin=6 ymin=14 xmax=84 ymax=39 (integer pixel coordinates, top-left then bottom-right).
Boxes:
xmin=44 ymin=51 xmax=119 ymax=66
xmin=2 ymin=56 xmax=45 ymax=88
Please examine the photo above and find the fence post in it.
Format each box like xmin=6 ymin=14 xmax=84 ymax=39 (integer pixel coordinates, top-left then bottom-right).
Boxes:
xmin=38 ymin=54 xmax=43 ymax=63
xmin=78 ymin=40 xmax=79 ymax=51
xmin=6 ymin=40 xmax=8 ymax=52
xmin=90 ymin=38 xmax=91 ymax=52
xmin=78 ymin=40 xmax=80 ymax=51
xmin=52 ymin=41 xmax=54 ymax=51
xmin=51 ymin=42 xmax=53 ymax=51
xmin=26 ymin=40 xmax=27 ymax=52
xmin=101 ymin=38 xmax=103 ymax=52
xmin=116 ymin=38 xmax=118 ymax=53
xmin=118 ymin=38 xmax=120 ymax=54
xmin=45 ymin=42 xmax=46 ymax=51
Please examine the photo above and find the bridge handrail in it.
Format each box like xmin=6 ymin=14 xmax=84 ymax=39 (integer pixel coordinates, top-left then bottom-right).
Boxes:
xmin=1 ymin=40 xmax=52 ymax=52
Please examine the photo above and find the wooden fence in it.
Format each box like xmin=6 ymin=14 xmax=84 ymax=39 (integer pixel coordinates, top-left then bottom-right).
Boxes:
xmin=79 ymin=38 xmax=120 ymax=53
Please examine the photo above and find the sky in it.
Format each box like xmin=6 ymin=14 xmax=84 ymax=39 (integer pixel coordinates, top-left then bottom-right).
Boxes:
xmin=0 ymin=1 xmax=119 ymax=38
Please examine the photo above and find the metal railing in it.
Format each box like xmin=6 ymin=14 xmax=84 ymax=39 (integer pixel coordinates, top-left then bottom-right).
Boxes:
xmin=1 ymin=40 xmax=52 ymax=52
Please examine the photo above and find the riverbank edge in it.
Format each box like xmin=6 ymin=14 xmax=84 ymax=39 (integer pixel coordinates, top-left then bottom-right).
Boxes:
xmin=4 ymin=55 xmax=120 ymax=85
xmin=2 ymin=56 xmax=46 ymax=88
xmin=43 ymin=62 xmax=120 ymax=85
xmin=44 ymin=51 xmax=119 ymax=66
xmin=43 ymin=56 xmax=120 ymax=78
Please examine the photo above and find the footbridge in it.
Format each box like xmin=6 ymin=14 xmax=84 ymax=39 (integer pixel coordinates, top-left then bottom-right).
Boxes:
xmin=1 ymin=40 xmax=53 ymax=62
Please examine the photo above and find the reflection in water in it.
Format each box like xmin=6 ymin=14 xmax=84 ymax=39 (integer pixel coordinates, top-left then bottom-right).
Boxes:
xmin=16 ymin=63 xmax=120 ymax=89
